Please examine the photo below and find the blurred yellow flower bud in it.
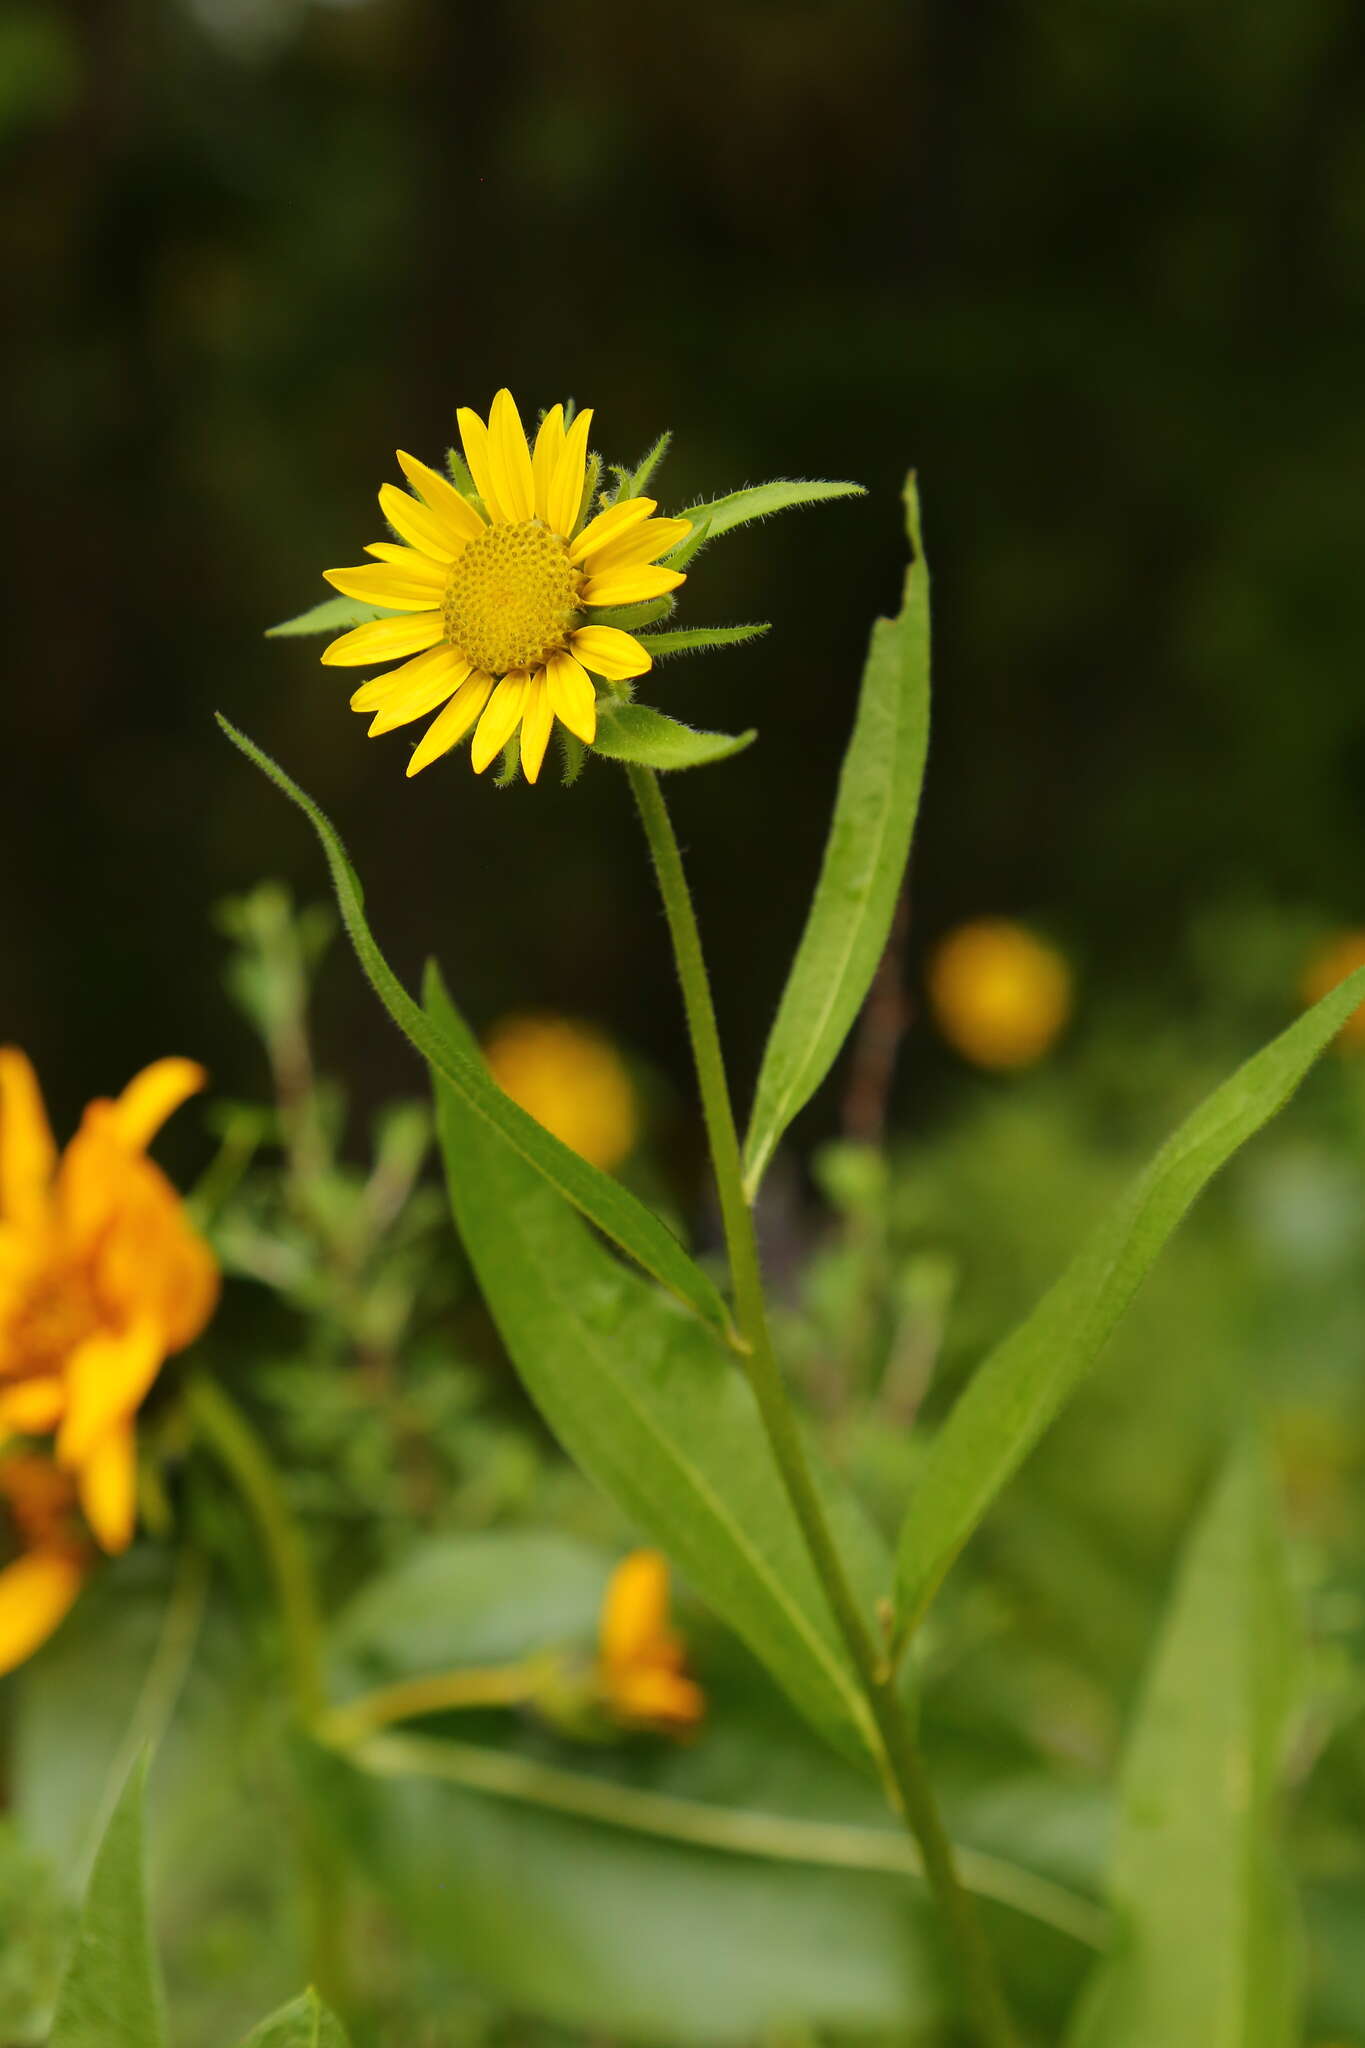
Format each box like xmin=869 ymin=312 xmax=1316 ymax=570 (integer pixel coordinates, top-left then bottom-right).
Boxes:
xmin=483 ymin=1014 xmax=640 ymax=1171
xmin=928 ymin=919 xmax=1072 ymax=1070
xmin=598 ymin=1549 xmax=704 ymax=1734
xmin=1300 ymin=930 xmax=1365 ymax=1050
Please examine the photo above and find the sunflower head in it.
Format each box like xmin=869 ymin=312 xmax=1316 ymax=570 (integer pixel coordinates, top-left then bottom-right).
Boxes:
xmin=322 ymin=390 xmax=690 ymax=784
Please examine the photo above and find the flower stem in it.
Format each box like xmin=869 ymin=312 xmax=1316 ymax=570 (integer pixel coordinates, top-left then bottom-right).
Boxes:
xmin=625 ymin=764 xmax=1017 ymax=2048
xmin=318 ymin=1655 xmax=558 ymax=1748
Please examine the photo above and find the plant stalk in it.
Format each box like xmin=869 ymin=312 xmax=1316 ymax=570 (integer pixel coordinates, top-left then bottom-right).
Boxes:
xmin=626 ymin=764 xmax=1016 ymax=2048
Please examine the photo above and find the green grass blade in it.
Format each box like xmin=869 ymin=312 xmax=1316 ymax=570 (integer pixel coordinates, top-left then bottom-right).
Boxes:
xmin=50 ymin=1756 xmax=166 ymax=2048
xmin=216 ymin=716 xmax=732 ymax=1339
xmin=239 ymin=1989 xmax=351 ymax=2047
xmin=424 ymin=962 xmax=885 ymax=1767
xmin=593 ymin=702 xmax=757 ymax=771
xmin=1068 ymin=1432 xmax=1300 ymax=2047
xmin=266 ymin=594 xmax=398 ymax=638
xmin=743 ymin=475 xmax=930 ymax=1196
xmin=678 ymin=477 xmax=865 ymax=541
xmin=895 ymin=965 xmax=1365 ymax=1636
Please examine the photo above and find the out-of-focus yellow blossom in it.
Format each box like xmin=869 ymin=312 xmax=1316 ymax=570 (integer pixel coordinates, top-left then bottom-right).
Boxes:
xmin=483 ymin=1014 xmax=639 ymax=1172
xmin=0 ymin=1454 xmax=86 ymax=1677
xmin=0 ymin=1050 xmax=219 ymax=1590
xmin=928 ymin=919 xmax=1072 ymax=1070
xmin=322 ymin=389 xmax=690 ymax=783
xmin=1300 ymin=930 xmax=1365 ymax=1050
xmin=598 ymin=1549 xmax=704 ymax=1733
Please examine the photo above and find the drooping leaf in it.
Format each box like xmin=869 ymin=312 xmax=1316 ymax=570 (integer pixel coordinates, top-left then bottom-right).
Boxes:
xmin=677 ymin=477 xmax=865 ymax=542
xmin=238 ymin=1989 xmax=351 ymax=2048
xmin=215 ymin=717 xmax=731 ymax=1339
xmin=743 ymin=474 xmax=930 ymax=1196
xmin=50 ymin=1757 xmax=166 ymax=2048
xmin=1068 ymin=1433 xmax=1299 ymax=2047
xmin=636 ymin=622 xmax=771 ymax=658
xmin=593 ymin=701 xmax=757 ymax=771
xmin=894 ymin=965 xmax=1365 ymax=1636
xmin=265 ymin=594 xmax=398 ymax=639
xmin=423 ymin=962 xmax=886 ymax=1766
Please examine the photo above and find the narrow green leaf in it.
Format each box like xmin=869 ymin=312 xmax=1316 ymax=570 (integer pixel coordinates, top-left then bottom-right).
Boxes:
xmin=444 ymin=446 xmax=477 ymax=497
xmin=636 ymin=623 xmax=771 ymax=658
xmin=664 ymin=515 xmax=712 ymax=570
xmin=265 ymin=594 xmax=398 ymax=639
xmin=593 ymin=701 xmax=757 ymax=771
xmin=1068 ymin=1433 xmax=1299 ymax=2047
xmin=743 ymin=475 xmax=930 ymax=1195
xmin=239 ymin=1988 xmax=351 ymax=2048
xmin=624 ymin=430 xmax=672 ymax=499
xmin=50 ymin=1756 xmax=166 ymax=2048
xmin=215 ymin=716 xmax=732 ymax=1339
xmin=582 ymin=595 xmax=677 ymax=632
xmin=895 ymin=965 xmax=1365 ymax=1636
xmin=678 ymin=477 xmax=865 ymax=542
xmin=424 ymin=963 xmax=885 ymax=1766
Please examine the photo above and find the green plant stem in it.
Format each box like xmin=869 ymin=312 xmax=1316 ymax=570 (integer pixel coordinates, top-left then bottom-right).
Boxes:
xmin=319 ymin=1654 xmax=558 ymax=1748
xmin=187 ymin=1374 xmax=345 ymax=2004
xmin=626 ymin=764 xmax=1017 ymax=2048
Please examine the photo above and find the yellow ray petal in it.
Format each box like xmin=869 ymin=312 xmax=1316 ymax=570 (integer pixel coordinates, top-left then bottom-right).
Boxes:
xmin=378 ymin=482 xmax=466 ymax=564
xmin=531 ymin=405 xmax=565 ymax=521
xmin=581 ymin=516 xmax=693 ymax=574
xmin=601 ymin=1549 xmax=672 ymax=1669
xmin=456 ymin=406 xmax=507 ymax=523
xmin=368 ymin=653 xmax=471 ymax=736
xmin=470 ymin=671 xmax=530 ymax=775
xmin=324 ymin=564 xmax=446 ymax=612
xmin=568 ymin=625 xmax=652 ymax=683
xmin=0 ymin=1378 xmax=66 ymax=1433
xmin=0 ymin=1549 xmax=84 ymax=1676
xmin=396 ymin=450 xmax=485 ymax=543
xmin=57 ymin=1320 xmax=164 ymax=1469
xmin=518 ymin=671 xmax=555 ymax=784
xmin=109 ymin=1057 xmax=206 ymax=1151
xmin=0 ymin=1048 xmax=57 ymax=1225
xmin=321 ymin=613 xmax=447 ymax=667
xmin=350 ymin=643 xmax=463 ymax=714
xmin=546 ymin=406 xmax=595 ymax=539
xmin=406 ymin=672 xmax=496 ymax=778
xmin=580 ymin=565 xmax=686 ymax=608
xmin=611 ymin=1662 xmax=706 ymax=1728
xmin=487 ymin=389 xmax=536 ymax=524
xmin=569 ymin=497 xmax=657 ymax=565
xmin=78 ymin=1426 xmax=137 ymax=1554
xmin=545 ymin=649 xmax=598 ymax=743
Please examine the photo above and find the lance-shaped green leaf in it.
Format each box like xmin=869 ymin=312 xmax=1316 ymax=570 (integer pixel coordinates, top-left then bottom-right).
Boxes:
xmin=678 ymin=477 xmax=865 ymax=543
xmin=50 ymin=1757 xmax=166 ymax=2048
xmin=895 ymin=965 xmax=1365 ymax=1637
xmin=424 ymin=963 xmax=886 ymax=1767
xmin=1068 ymin=1433 xmax=1300 ymax=2047
xmin=743 ymin=475 xmax=930 ymax=1196
xmin=215 ymin=717 xmax=732 ymax=1339
xmin=239 ymin=1989 xmax=352 ymax=2048
xmin=623 ymin=430 xmax=672 ymax=499
xmin=593 ymin=701 xmax=757 ymax=772
xmin=266 ymin=594 xmax=399 ymax=639
xmin=636 ymin=623 xmax=771 ymax=658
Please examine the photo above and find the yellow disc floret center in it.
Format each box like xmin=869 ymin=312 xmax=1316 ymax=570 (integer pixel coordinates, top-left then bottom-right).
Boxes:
xmin=443 ymin=520 xmax=582 ymax=677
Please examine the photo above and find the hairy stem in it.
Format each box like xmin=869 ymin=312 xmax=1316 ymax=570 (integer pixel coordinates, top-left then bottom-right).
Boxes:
xmin=626 ymin=764 xmax=1017 ymax=2048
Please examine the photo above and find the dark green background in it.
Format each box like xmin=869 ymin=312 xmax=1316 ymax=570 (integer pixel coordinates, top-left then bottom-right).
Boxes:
xmin=5 ymin=0 xmax=1363 ymax=1146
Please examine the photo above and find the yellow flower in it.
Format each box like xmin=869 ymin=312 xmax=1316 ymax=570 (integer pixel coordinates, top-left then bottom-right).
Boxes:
xmin=0 ymin=1050 xmax=219 ymax=1572
xmin=1300 ymin=930 xmax=1365 ymax=1050
xmin=483 ymin=1014 xmax=640 ymax=1172
xmin=321 ymin=390 xmax=690 ymax=783
xmin=928 ymin=919 xmax=1072 ymax=1070
xmin=598 ymin=1549 xmax=704 ymax=1733
xmin=0 ymin=1454 xmax=86 ymax=1677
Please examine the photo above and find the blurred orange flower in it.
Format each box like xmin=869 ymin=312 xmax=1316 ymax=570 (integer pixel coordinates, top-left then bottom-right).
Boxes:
xmin=483 ymin=1014 xmax=640 ymax=1172
xmin=0 ymin=1051 xmax=218 ymax=1672
xmin=928 ymin=919 xmax=1072 ymax=1070
xmin=598 ymin=1548 xmax=704 ymax=1733
xmin=1300 ymin=930 xmax=1365 ymax=1050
